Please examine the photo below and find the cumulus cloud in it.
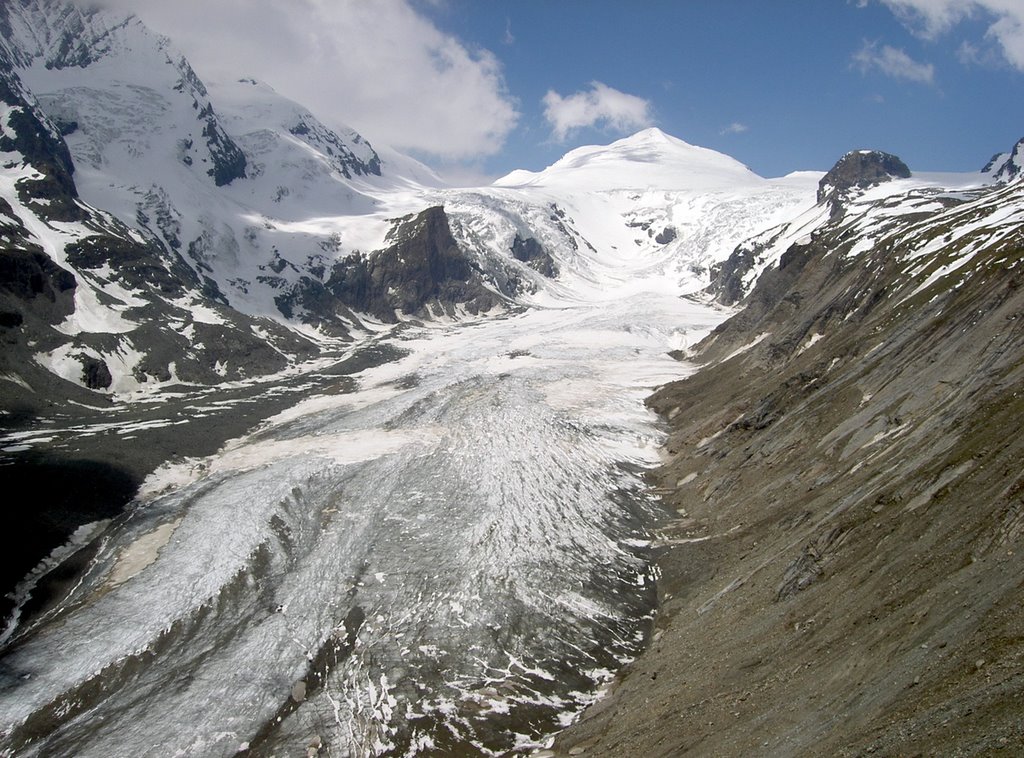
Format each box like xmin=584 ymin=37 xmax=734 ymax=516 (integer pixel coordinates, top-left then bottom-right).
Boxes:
xmin=877 ymin=0 xmax=1024 ymax=70
xmin=719 ymin=122 xmax=749 ymax=135
xmin=542 ymin=82 xmax=652 ymax=141
xmin=852 ymin=40 xmax=936 ymax=83
xmin=90 ymin=0 xmax=519 ymax=160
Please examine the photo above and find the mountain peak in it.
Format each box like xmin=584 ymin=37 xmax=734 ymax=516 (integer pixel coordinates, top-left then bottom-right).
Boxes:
xmin=817 ymin=149 xmax=911 ymax=204
xmin=495 ymin=128 xmax=762 ymax=191
xmin=623 ymin=126 xmax=672 ymax=142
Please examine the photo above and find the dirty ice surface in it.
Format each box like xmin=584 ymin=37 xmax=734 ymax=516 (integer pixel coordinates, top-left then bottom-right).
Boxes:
xmin=0 ymin=285 xmax=725 ymax=757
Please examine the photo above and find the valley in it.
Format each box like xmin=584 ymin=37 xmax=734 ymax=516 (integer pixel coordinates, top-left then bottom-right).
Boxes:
xmin=2 ymin=1 xmax=1023 ymax=755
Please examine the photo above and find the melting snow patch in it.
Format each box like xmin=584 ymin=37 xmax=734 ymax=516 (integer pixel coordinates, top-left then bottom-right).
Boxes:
xmin=720 ymin=332 xmax=770 ymax=362
xmin=798 ymin=333 xmax=825 ymax=354
xmin=0 ymin=372 xmax=33 ymax=392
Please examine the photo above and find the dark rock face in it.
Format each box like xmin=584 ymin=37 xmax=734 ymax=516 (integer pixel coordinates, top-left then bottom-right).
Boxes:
xmin=0 ymin=247 xmax=77 ymax=325
xmin=511 ymin=234 xmax=557 ymax=278
xmin=65 ymin=234 xmax=195 ymax=298
xmin=288 ymin=114 xmax=382 ymax=179
xmin=79 ymin=354 xmax=112 ymax=389
xmin=273 ymin=276 xmax=360 ymax=338
xmin=0 ymin=52 xmax=85 ymax=223
xmin=654 ymin=226 xmax=677 ymax=245
xmin=707 ymin=242 xmax=759 ymax=306
xmin=328 ymin=206 xmax=500 ymax=322
xmin=198 ymin=101 xmax=247 ymax=186
xmin=817 ymin=150 xmax=911 ymax=205
xmin=0 ymin=455 xmax=140 ymax=626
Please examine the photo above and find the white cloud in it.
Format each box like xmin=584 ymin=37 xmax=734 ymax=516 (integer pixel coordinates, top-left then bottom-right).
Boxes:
xmin=720 ymin=122 xmax=749 ymax=135
xmin=986 ymin=8 xmax=1024 ymax=69
xmin=878 ymin=0 xmax=1024 ymax=70
xmin=852 ymin=40 xmax=936 ymax=83
xmin=91 ymin=0 xmax=519 ymax=160
xmin=542 ymin=82 xmax=652 ymax=141
xmin=878 ymin=0 xmax=972 ymax=36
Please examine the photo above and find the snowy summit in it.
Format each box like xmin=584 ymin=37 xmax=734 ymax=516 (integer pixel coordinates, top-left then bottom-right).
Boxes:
xmin=495 ymin=127 xmax=764 ymax=191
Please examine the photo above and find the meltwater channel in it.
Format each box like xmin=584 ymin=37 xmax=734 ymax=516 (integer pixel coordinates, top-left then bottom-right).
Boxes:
xmin=0 ymin=291 xmax=723 ymax=757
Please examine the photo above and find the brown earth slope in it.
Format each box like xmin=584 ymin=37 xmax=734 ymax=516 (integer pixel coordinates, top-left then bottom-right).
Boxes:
xmin=553 ymin=175 xmax=1024 ymax=756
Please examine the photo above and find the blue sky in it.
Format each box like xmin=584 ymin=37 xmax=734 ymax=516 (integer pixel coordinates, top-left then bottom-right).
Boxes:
xmin=113 ymin=0 xmax=1024 ymax=181
xmin=418 ymin=0 xmax=1024 ymax=178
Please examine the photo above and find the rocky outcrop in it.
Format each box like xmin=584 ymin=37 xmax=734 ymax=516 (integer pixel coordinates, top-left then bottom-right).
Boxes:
xmin=817 ymin=149 xmax=910 ymax=208
xmin=174 ymin=59 xmax=247 ymax=186
xmin=555 ymin=176 xmax=1024 ymax=756
xmin=0 ymin=246 xmax=76 ymax=325
xmin=654 ymin=226 xmax=677 ymax=245
xmin=328 ymin=206 xmax=501 ymax=322
xmin=288 ymin=113 xmax=382 ymax=179
xmin=197 ymin=102 xmax=247 ymax=186
xmin=511 ymin=233 xmax=557 ymax=278
xmin=707 ymin=238 xmax=763 ymax=306
xmin=708 ymin=150 xmax=915 ymax=306
xmin=817 ymin=149 xmax=911 ymax=201
xmin=0 ymin=47 xmax=85 ymax=222
xmin=983 ymin=136 xmax=1024 ymax=183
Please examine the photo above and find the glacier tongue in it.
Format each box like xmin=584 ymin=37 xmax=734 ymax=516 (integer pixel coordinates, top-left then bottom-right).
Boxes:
xmin=0 ymin=289 xmax=726 ymax=757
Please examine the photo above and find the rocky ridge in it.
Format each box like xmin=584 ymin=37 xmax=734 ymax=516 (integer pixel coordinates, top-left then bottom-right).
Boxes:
xmin=326 ymin=205 xmax=502 ymax=322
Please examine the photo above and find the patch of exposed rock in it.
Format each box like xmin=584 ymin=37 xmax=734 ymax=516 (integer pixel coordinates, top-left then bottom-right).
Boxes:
xmin=983 ymin=136 xmax=1024 ymax=183
xmin=327 ymin=206 xmax=501 ymax=322
xmin=817 ymin=149 xmax=911 ymax=211
xmin=511 ymin=233 xmax=558 ymax=278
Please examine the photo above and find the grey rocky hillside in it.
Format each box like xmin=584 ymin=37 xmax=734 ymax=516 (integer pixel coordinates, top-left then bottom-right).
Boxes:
xmin=554 ymin=146 xmax=1024 ymax=756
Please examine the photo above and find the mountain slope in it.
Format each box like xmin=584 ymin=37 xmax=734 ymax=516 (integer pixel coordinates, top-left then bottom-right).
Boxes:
xmin=0 ymin=37 xmax=320 ymax=409
xmin=553 ymin=148 xmax=1024 ymax=756
xmin=6 ymin=5 xmax=1024 ymax=753
xmin=0 ymin=0 xmax=476 ymax=408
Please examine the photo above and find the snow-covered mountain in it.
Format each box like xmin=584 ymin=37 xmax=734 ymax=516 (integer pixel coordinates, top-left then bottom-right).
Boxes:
xmin=496 ymin=127 xmax=762 ymax=191
xmin=0 ymin=0 xmax=823 ymax=409
xmin=1 ymin=0 xmax=1019 ymax=419
xmin=982 ymin=136 xmax=1024 ymax=182
xmin=445 ymin=128 xmax=818 ymax=311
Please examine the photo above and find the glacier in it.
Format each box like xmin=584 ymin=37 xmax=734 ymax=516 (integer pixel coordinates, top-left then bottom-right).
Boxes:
xmin=0 ymin=280 xmax=729 ymax=756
